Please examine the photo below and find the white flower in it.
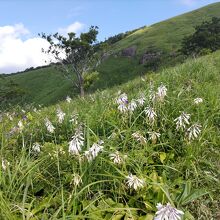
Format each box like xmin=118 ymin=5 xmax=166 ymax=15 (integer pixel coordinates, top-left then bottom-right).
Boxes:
xmin=156 ymin=84 xmax=167 ymax=102
xmin=84 ymin=141 xmax=104 ymax=161
xmin=66 ymin=96 xmax=72 ymax=103
xmin=148 ymin=131 xmax=161 ymax=144
xmin=32 ymin=142 xmax=41 ymax=153
xmin=126 ymin=174 xmax=145 ymax=190
xmin=6 ymin=113 xmax=13 ymax=121
xmin=154 ymin=203 xmax=184 ymax=220
xmin=144 ymin=107 xmax=157 ymax=123
xmin=69 ymin=126 xmax=84 ymax=155
xmin=136 ymin=96 xmax=146 ymax=106
xmin=128 ymin=100 xmax=137 ymax=112
xmin=194 ymin=98 xmax=203 ymax=105
xmin=132 ymin=132 xmax=147 ymax=145
xmin=186 ymin=123 xmax=202 ymax=141
xmin=69 ymin=113 xmax=79 ymax=124
xmin=149 ymin=82 xmax=156 ymax=102
xmin=118 ymin=103 xmax=128 ymax=113
xmin=71 ymin=173 xmax=82 ymax=187
xmin=109 ymin=151 xmax=127 ymax=165
xmin=2 ymin=159 xmax=9 ymax=171
xmin=45 ymin=118 xmax=55 ymax=133
xmin=174 ymin=112 xmax=190 ymax=130
xmin=18 ymin=120 xmax=24 ymax=131
xmin=57 ymin=108 xmax=65 ymax=124
xmin=116 ymin=93 xmax=128 ymax=105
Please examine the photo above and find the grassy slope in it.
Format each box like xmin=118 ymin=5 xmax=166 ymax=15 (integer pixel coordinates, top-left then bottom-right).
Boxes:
xmin=112 ymin=2 xmax=220 ymax=54
xmin=0 ymin=66 xmax=73 ymax=106
xmin=1 ymin=51 xmax=219 ymax=219
xmin=1 ymin=2 xmax=220 ymax=107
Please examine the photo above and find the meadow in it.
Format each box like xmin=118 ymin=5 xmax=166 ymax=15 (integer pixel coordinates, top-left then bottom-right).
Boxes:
xmin=0 ymin=51 xmax=219 ymax=219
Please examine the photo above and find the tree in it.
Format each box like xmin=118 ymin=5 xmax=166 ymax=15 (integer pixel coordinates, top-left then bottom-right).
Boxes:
xmin=180 ymin=17 xmax=220 ymax=56
xmin=40 ymin=26 xmax=99 ymax=97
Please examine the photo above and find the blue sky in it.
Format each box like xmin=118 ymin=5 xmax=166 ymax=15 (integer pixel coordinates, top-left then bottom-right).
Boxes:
xmin=0 ymin=0 xmax=219 ymax=73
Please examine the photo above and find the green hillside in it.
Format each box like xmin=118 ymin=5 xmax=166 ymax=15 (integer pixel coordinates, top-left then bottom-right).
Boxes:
xmin=1 ymin=50 xmax=219 ymax=219
xmin=1 ymin=2 xmax=220 ymax=107
xmin=111 ymin=2 xmax=220 ymax=54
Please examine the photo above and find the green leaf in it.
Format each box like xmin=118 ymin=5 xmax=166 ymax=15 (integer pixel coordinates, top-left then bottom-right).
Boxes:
xmin=138 ymin=214 xmax=154 ymax=220
xmin=159 ymin=152 xmax=167 ymax=163
xmin=184 ymin=211 xmax=195 ymax=220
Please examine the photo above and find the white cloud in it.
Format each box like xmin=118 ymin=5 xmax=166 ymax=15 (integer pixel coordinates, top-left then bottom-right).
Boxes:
xmin=0 ymin=23 xmax=51 ymax=74
xmin=58 ymin=21 xmax=85 ymax=36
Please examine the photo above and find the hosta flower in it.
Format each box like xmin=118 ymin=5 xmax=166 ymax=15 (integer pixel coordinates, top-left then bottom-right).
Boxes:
xmin=149 ymin=82 xmax=156 ymax=102
xmin=126 ymin=174 xmax=145 ymax=190
xmin=57 ymin=108 xmax=65 ymax=124
xmin=45 ymin=118 xmax=55 ymax=133
xmin=118 ymin=103 xmax=128 ymax=113
xmin=194 ymin=98 xmax=203 ymax=105
xmin=18 ymin=120 xmax=24 ymax=131
xmin=69 ymin=126 xmax=84 ymax=155
xmin=2 ymin=159 xmax=9 ymax=171
xmin=6 ymin=113 xmax=13 ymax=121
xmin=128 ymin=100 xmax=137 ymax=112
xmin=109 ymin=151 xmax=127 ymax=165
xmin=154 ymin=203 xmax=184 ymax=220
xmin=69 ymin=113 xmax=79 ymax=124
xmin=136 ymin=96 xmax=145 ymax=106
xmin=148 ymin=131 xmax=161 ymax=144
xmin=174 ymin=112 xmax=190 ymax=130
xmin=132 ymin=132 xmax=147 ymax=145
xmin=32 ymin=142 xmax=41 ymax=153
xmin=116 ymin=93 xmax=128 ymax=105
xmin=71 ymin=173 xmax=82 ymax=187
xmin=144 ymin=107 xmax=157 ymax=123
xmin=186 ymin=123 xmax=202 ymax=141
xmin=156 ymin=84 xmax=167 ymax=102
xmin=66 ymin=96 xmax=72 ymax=103
xmin=84 ymin=141 xmax=104 ymax=161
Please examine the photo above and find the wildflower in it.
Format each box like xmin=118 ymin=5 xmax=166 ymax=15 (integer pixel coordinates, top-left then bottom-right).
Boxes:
xmin=118 ymin=103 xmax=128 ymax=113
xmin=136 ymin=96 xmax=145 ymax=106
xmin=148 ymin=131 xmax=161 ymax=144
xmin=109 ymin=151 xmax=127 ymax=165
xmin=144 ymin=107 xmax=157 ymax=123
xmin=156 ymin=84 xmax=167 ymax=102
xmin=32 ymin=142 xmax=41 ymax=153
xmin=2 ymin=159 xmax=9 ymax=171
xmin=132 ymin=132 xmax=147 ymax=145
xmin=84 ymin=141 xmax=104 ymax=162
xmin=6 ymin=113 xmax=13 ymax=121
xmin=128 ymin=100 xmax=137 ymax=112
xmin=126 ymin=174 xmax=145 ymax=190
xmin=69 ymin=126 xmax=84 ymax=155
xmin=194 ymin=98 xmax=203 ymax=105
xmin=174 ymin=112 xmax=190 ymax=130
xmin=66 ymin=96 xmax=72 ymax=103
xmin=69 ymin=113 xmax=79 ymax=124
xmin=18 ymin=120 xmax=24 ymax=131
xmin=71 ymin=173 xmax=82 ymax=187
xmin=154 ymin=203 xmax=184 ymax=220
xmin=186 ymin=123 xmax=202 ymax=141
xmin=57 ymin=108 xmax=65 ymax=124
xmin=149 ymin=82 xmax=156 ymax=102
xmin=116 ymin=93 xmax=128 ymax=105
xmin=45 ymin=118 xmax=55 ymax=133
